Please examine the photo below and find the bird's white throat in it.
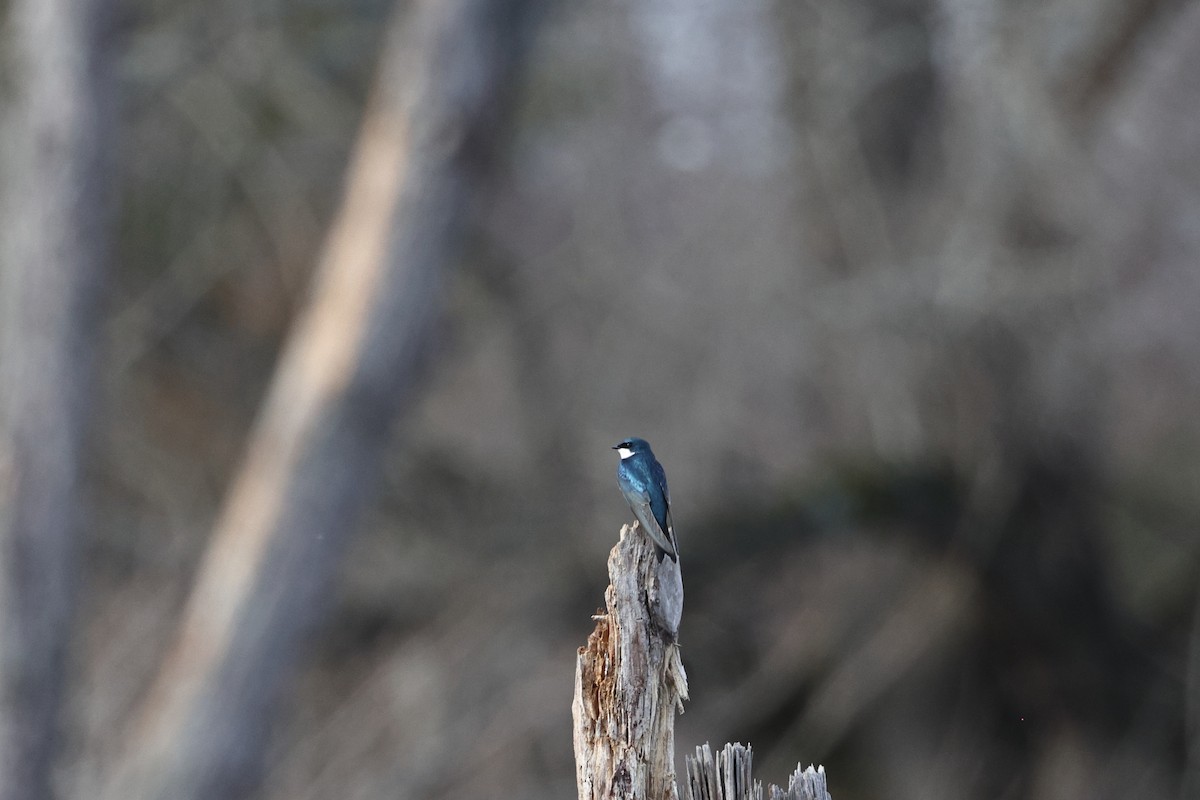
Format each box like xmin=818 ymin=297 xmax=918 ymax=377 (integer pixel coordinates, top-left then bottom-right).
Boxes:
xmin=617 ymin=447 xmax=634 ymax=460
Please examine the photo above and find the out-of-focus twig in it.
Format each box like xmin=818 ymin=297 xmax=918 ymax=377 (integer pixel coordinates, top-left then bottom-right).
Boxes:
xmin=0 ymin=0 xmax=115 ymax=797
xmin=99 ymin=0 xmax=542 ymax=798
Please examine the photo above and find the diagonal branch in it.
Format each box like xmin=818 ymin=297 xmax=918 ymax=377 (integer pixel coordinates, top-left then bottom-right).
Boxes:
xmin=100 ymin=1 xmax=541 ymax=798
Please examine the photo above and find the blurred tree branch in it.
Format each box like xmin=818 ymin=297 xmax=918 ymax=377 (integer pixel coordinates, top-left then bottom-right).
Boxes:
xmin=0 ymin=0 xmax=115 ymax=797
xmin=99 ymin=0 xmax=542 ymax=797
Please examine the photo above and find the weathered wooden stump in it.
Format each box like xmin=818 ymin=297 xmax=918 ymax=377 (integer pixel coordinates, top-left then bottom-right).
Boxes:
xmin=572 ymin=523 xmax=832 ymax=800
xmin=573 ymin=523 xmax=687 ymax=800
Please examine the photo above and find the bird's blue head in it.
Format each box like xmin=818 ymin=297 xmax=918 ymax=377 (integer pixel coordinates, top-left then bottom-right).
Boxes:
xmin=612 ymin=437 xmax=653 ymax=460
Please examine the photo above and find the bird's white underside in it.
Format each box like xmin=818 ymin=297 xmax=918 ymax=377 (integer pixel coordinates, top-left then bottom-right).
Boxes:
xmin=617 ymin=447 xmax=634 ymax=459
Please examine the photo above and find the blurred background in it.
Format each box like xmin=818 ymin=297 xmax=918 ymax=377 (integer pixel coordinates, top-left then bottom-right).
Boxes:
xmin=3 ymin=0 xmax=1200 ymax=798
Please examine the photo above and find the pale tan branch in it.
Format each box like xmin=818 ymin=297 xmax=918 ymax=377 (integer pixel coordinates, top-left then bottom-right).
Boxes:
xmin=99 ymin=0 xmax=540 ymax=798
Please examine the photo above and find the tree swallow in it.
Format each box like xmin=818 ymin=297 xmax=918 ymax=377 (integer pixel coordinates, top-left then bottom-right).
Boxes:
xmin=613 ymin=437 xmax=678 ymax=562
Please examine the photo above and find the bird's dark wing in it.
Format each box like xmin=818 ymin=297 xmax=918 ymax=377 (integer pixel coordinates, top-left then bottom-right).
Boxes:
xmin=662 ymin=504 xmax=677 ymax=557
xmin=649 ymin=459 xmax=678 ymax=560
xmin=624 ymin=484 xmax=678 ymax=562
xmin=650 ymin=460 xmax=671 ymax=526
xmin=653 ymin=460 xmax=670 ymax=500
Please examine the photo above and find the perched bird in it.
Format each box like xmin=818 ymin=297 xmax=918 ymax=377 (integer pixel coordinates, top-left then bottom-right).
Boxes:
xmin=613 ymin=437 xmax=678 ymax=562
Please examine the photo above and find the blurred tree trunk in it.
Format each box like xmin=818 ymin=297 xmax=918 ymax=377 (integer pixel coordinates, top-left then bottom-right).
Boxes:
xmin=99 ymin=0 xmax=542 ymax=798
xmin=0 ymin=0 xmax=115 ymax=798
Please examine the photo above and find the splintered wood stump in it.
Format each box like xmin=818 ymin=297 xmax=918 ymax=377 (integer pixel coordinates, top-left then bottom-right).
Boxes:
xmin=685 ymin=743 xmax=831 ymax=800
xmin=572 ymin=524 xmax=833 ymax=800
xmin=572 ymin=523 xmax=688 ymax=800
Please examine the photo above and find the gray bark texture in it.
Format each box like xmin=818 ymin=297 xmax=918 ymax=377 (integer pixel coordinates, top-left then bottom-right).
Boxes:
xmin=0 ymin=0 xmax=115 ymax=797
xmin=97 ymin=0 xmax=541 ymax=798
xmin=573 ymin=523 xmax=689 ymax=800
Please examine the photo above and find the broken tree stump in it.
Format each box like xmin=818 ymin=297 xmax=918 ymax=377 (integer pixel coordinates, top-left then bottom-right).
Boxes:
xmin=573 ymin=523 xmax=688 ymax=800
xmin=572 ymin=522 xmax=833 ymax=800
